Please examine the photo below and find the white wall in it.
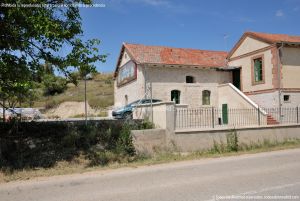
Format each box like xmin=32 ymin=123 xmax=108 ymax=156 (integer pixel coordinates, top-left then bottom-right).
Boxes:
xmin=114 ymin=64 xmax=145 ymax=107
xmin=228 ymin=49 xmax=274 ymax=92
xmin=145 ymin=66 xmax=232 ymax=108
xmin=231 ymin=36 xmax=270 ymax=58
xmin=281 ymin=92 xmax=300 ymax=107
xmin=217 ymin=84 xmax=267 ymax=125
xmin=247 ymin=91 xmax=279 ymax=108
xmin=281 ymin=47 xmax=300 ymax=89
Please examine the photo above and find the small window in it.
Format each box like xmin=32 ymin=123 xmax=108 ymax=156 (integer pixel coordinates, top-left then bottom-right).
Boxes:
xmin=171 ymin=90 xmax=181 ymax=104
xmin=253 ymin=57 xmax=263 ymax=82
xmin=283 ymin=95 xmax=290 ymax=102
xmin=202 ymin=90 xmax=211 ymax=105
xmin=186 ymin=76 xmax=195 ymax=83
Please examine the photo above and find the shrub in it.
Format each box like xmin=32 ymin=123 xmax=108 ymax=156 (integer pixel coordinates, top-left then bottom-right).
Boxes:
xmin=139 ymin=120 xmax=155 ymax=129
xmin=45 ymin=99 xmax=58 ymax=109
xmin=43 ymin=74 xmax=68 ymax=96
xmin=0 ymin=120 xmax=147 ymax=169
xmin=88 ymin=151 xmax=109 ymax=166
xmin=116 ymin=124 xmax=135 ymax=156
xmin=226 ymin=130 xmax=238 ymax=152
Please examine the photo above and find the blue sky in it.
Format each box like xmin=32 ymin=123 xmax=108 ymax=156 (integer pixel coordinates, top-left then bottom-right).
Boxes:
xmin=79 ymin=0 xmax=300 ymax=73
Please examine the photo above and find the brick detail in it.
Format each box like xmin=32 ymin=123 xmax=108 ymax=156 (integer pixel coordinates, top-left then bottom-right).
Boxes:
xmin=271 ymin=46 xmax=283 ymax=90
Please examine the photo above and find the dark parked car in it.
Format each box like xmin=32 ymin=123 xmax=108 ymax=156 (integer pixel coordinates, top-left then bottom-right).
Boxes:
xmin=112 ymin=99 xmax=161 ymax=119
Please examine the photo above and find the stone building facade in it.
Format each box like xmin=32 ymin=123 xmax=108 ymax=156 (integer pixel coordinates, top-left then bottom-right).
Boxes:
xmin=227 ymin=32 xmax=300 ymax=108
xmin=114 ymin=32 xmax=300 ymax=109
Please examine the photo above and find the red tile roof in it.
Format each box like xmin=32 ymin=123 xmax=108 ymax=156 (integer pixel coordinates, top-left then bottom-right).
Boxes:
xmin=227 ymin=31 xmax=300 ymax=59
xmin=246 ymin=32 xmax=300 ymax=44
xmin=123 ymin=43 xmax=227 ymax=68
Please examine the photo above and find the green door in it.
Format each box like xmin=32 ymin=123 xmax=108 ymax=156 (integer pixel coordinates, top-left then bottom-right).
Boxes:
xmin=222 ymin=104 xmax=228 ymax=124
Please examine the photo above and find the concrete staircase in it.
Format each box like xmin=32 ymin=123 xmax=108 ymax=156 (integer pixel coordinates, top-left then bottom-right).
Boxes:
xmin=267 ymin=115 xmax=279 ymax=125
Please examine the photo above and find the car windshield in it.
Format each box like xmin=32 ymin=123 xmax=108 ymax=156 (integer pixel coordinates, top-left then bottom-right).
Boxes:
xmin=126 ymin=99 xmax=161 ymax=107
xmin=126 ymin=100 xmax=140 ymax=107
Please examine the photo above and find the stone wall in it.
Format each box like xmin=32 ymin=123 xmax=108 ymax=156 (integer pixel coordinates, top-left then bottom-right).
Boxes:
xmin=145 ymin=66 xmax=232 ymax=108
xmin=132 ymin=125 xmax=300 ymax=154
xmin=173 ymin=125 xmax=300 ymax=152
xmin=132 ymin=129 xmax=166 ymax=155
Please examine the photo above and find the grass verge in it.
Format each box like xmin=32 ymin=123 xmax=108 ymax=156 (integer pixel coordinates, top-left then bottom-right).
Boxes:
xmin=1 ymin=138 xmax=300 ymax=183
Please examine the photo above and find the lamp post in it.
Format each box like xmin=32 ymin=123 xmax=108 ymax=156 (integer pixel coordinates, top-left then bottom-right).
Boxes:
xmin=84 ymin=74 xmax=87 ymax=125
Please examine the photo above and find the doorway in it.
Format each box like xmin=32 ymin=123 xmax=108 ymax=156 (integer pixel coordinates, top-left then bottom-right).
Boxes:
xmin=232 ymin=69 xmax=241 ymax=90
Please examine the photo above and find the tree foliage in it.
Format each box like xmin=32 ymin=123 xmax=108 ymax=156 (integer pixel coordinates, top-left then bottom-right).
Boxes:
xmin=42 ymin=74 xmax=67 ymax=96
xmin=0 ymin=0 xmax=107 ymax=109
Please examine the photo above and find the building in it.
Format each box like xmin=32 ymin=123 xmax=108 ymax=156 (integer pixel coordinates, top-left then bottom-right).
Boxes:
xmin=113 ymin=32 xmax=300 ymax=110
xmin=227 ymin=32 xmax=300 ymax=108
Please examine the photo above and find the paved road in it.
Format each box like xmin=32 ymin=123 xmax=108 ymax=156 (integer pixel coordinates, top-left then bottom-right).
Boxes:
xmin=1 ymin=149 xmax=300 ymax=201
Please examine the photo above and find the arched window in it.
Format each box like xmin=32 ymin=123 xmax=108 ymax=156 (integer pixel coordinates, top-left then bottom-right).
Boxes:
xmin=186 ymin=76 xmax=195 ymax=83
xmin=171 ymin=90 xmax=181 ymax=104
xmin=125 ymin=95 xmax=128 ymax=105
xmin=202 ymin=90 xmax=211 ymax=105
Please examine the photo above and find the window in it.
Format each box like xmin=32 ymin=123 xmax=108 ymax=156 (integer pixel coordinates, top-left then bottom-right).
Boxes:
xmin=186 ymin=76 xmax=195 ymax=83
xmin=171 ymin=90 xmax=181 ymax=104
xmin=252 ymin=56 xmax=264 ymax=83
xmin=202 ymin=90 xmax=211 ymax=105
xmin=284 ymin=95 xmax=290 ymax=102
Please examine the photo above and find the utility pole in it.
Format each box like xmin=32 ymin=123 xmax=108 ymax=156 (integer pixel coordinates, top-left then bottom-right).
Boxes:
xmin=150 ymin=82 xmax=153 ymax=123
xmin=84 ymin=75 xmax=87 ymax=125
xmin=278 ymin=43 xmax=284 ymax=123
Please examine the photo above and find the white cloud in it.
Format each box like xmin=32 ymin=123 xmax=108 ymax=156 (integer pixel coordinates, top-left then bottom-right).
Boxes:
xmin=126 ymin=0 xmax=170 ymax=7
xmin=106 ymin=0 xmax=191 ymax=15
xmin=140 ymin=0 xmax=170 ymax=7
xmin=125 ymin=0 xmax=191 ymax=14
xmin=276 ymin=10 xmax=284 ymax=17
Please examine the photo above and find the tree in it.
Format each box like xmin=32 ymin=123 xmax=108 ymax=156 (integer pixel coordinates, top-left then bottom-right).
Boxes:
xmin=0 ymin=0 xmax=107 ymax=116
xmin=42 ymin=74 xmax=67 ymax=96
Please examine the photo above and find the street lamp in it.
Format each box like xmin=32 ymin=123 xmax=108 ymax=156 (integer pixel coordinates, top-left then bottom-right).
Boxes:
xmin=84 ymin=74 xmax=87 ymax=125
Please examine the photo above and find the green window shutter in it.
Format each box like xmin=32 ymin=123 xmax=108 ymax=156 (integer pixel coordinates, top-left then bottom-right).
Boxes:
xmin=259 ymin=64 xmax=263 ymax=81
xmin=254 ymin=58 xmax=262 ymax=82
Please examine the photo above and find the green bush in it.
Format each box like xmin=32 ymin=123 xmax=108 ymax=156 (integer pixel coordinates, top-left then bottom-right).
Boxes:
xmin=88 ymin=151 xmax=109 ymax=166
xmin=0 ymin=120 xmax=146 ymax=169
xmin=139 ymin=120 xmax=155 ymax=129
xmin=226 ymin=130 xmax=239 ymax=152
xmin=209 ymin=140 xmax=226 ymax=154
xmin=116 ymin=124 xmax=135 ymax=156
xmin=43 ymin=74 xmax=68 ymax=96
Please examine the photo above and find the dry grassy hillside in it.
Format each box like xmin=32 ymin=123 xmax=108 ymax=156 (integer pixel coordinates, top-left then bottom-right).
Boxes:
xmin=34 ymin=73 xmax=114 ymax=111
